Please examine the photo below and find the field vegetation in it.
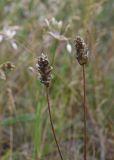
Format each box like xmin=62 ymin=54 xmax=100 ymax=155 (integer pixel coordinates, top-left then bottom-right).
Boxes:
xmin=0 ymin=0 xmax=114 ymax=159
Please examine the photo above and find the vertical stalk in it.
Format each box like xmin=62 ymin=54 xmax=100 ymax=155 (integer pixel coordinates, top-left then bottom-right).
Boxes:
xmin=45 ymin=87 xmax=64 ymax=160
xmin=82 ymin=65 xmax=87 ymax=160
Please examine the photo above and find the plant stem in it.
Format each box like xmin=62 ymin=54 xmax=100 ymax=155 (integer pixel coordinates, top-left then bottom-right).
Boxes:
xmin=82 ymin=65 xmax=87 ymax=160
xmin=45 ymin=87 xmax=64 ymax=160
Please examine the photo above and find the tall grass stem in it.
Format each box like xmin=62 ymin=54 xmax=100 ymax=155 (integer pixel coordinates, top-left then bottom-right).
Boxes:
xmin=82 ymin=65 xmax=87 ymax=160
xmin=46 ymin=87 xmax=64 ymax=160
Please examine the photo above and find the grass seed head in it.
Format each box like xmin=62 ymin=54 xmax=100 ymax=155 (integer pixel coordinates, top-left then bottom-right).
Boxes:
xmin=36 ymin=53 xmax=52 ymax=87
xmin=0 ymin=62 xmax=15 ymax=71
xmin=75 ymin=36 xmax=88 ymax=65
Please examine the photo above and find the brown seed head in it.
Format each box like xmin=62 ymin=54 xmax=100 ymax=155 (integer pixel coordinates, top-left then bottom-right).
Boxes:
xmin=0 ymin=62 xmax=15 ymax=71
xmin=36 ymin=53 xmax=52 ymax=87
xmin=74 ymin=36 xmax=88 ymax=65
xmin=0 ymin=62 xmax=15 ymax=80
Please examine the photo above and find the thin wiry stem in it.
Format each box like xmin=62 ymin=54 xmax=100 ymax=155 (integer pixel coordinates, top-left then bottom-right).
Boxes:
xmin=45 ymin=87 xmax=64 ymax=160
xmin=82 ymin=65 xmax=87 ymax=160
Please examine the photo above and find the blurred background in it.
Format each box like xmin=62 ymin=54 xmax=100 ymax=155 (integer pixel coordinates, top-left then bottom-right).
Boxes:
xmin=0 ymin=0 xmax=114 ymax=159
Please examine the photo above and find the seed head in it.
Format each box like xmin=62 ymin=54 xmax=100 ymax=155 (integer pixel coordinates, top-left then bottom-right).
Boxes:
xmin=36 ymin=53 xmax=52 ymax=87
xmin=0 ymin=62 xmax=15 ymax=71
xmin=0 ymin=62 xmax=15 ymax=80
xmin=74 ymin=36 xmax=88 ymax=65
